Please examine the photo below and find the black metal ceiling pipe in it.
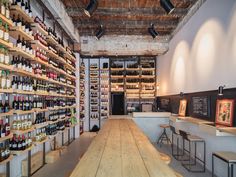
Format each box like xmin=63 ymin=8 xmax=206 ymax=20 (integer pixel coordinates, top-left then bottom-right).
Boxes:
xmin=148 ymin=24 xmax=158 ymax=39
xmin=95 ymin=25 xmax=105 ymax=40
xmin=160 ymin=0 xmax=175 ymax=14
xmin=84 ymin=0 xmax=98 ymax=17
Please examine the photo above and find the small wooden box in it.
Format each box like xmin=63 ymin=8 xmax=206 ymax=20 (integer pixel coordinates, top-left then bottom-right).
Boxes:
xmin=22 ymin=151 xmax=43 ymax=177
xmin=46 ymin=150 xmax=60 ymax=164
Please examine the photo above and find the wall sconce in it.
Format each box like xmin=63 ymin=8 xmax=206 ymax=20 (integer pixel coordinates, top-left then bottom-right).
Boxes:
xmin=218 ymin=85 xmax=225 ymax=96
xmin=148 ymin=23 xmax=158 ymax=39
xmin=160 ymin=0 xmax=175 ymax=14
xmin=84 ymin=0 xmax=98 ymax=17
xmin=95 ymin=25 xmax=105 ymax=40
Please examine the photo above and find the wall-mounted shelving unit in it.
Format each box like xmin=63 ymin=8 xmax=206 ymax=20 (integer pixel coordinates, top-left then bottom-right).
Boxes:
xmin=0 ymin=2 xmax=78 ymax=176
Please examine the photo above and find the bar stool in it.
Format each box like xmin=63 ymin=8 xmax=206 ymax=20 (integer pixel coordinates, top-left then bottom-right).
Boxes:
xmin=170 ymin=125 xmax=182 ymax=160
xmin=179 ymin=130 xmax=206 ymax=172
xmin=212 ymin=151 xmax=236 ymax=177
xmin=157 ymin=124 xmax=171 ymax=147
xmin=159 ymin=152 xmax=171 ymax=165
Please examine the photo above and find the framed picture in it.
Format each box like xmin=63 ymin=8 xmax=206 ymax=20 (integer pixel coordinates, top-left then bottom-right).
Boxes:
xmin=215 ymin=99 xmax=235 ymax=127
xmin=179 ymin=99 xmax=187 ymax=117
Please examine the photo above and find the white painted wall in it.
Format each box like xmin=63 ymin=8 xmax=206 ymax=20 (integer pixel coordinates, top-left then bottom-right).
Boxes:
xmin=157 ymin=0 xmax=236 ymax=96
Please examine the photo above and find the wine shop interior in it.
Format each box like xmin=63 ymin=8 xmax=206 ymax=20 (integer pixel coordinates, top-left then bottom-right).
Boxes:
xmin=0 ymin=0 xmax=235 ymax=177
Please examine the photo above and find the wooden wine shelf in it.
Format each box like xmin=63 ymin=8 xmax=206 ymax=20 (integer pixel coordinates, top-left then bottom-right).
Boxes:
xmin=0 ymin=88 xmax=13 ymax=93
xmin=0 ymin=110 xmax=14 ymax=117
xmin=0 ymin=133 xmax=13 ymax=143
xmin=141 ymin=68 xmax=155 ymax=71
xmin=46 ymin=35 xmax=58 ymax=46
xmin=64 ymin=51 xmax=76 ymax=62
xmin=126 ymin=68 xmax=140 ymax=71
xmin=0 ymin=155 xmax=13 ymax=165
xmin=32 ymin=40 xmax=48 ymax=51
xmin=10 ymin=47 xmax=35 ymax=59
xmin=126 ymin=75 xmax=140 ymax=78
xmin=10 ymin=5 xmax=34 ymax=23
xmin=31 ymin=23 xmax=48 ymax=36
xmin=34 ymin=122 xmax=48 ymax=129
xmin=100 ymin=68 xmax=109 ymax=71
xmin=141 ymin=90 xmax=155 ymax=93
xmin=0 ymin=13 xmax=13 ymax=27
xmin=126 ymin=89 xmax=140 ymax=93
xmin=141 ymin=75 xmax=155 ymax=78
xmin=111 ymin=68 xmax=124 ymax=71
xmin=33 ymin=137 xmax=48 ymax=145
xmin=0 ymin=38 xmax=13 ymax=48
xmin=11 ymin=127 xmax=35 ymax=135
xmin=14 ymin=109 xmax=35 ymax=115
xmin=218 ymin=127 xmax=236 ymax=136
xmin=11 ymin=145 xmax=34 ymax=156
xmin=10 ymin=26 xmax=34 ymax=41
xmin=111 ymin=75 xmax=123 ymax=78
xmin=126 ymin=82 xmax=139 ymax=85
xmin=141 ymin=82 xmax=155 ymax=85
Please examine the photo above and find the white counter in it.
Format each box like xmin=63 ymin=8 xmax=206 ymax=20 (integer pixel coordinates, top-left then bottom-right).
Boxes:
xmin=132 ymin=112 xmax=171 ymax=142
xmin=133 ymin=112 xmax=171 ymax=118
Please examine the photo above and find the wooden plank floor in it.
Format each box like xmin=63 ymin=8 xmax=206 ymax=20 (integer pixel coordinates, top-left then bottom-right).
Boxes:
xmin=70 ymin=119 xmax=177 ymax=177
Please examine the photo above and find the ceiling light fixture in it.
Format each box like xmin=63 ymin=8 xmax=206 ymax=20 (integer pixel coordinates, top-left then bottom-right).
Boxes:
xmin=84 ymin=0 xmax=98 ymax=17
xmin=148 ymin=24 xmax=158 ymax=39
xmin=95 ymin=25 xmax=104 ymax=40
xmin=160 ymin=0 xmax=175 ymax=14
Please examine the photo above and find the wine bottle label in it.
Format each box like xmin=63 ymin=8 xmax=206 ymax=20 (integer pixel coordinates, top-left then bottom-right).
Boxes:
xmin=4 ymin=55 xmax=9 ymax=64
xmin=18 ymin=144 xmax=22 ymax=148
xmin=13 ymin=123 xmax=17 ymax=130
xmin=23 ymin=84 xmax=26 ymax=90
xmin=6 ymin=126 xmax=10 ymax=131
xmin=6 ymin=10 xmax=9 ymax=19
xmin=22 ymin=45 xmax=26 ymax=51
xmin=17 ymin=123 xmax=21 ymax=130
xmin=1 ymin=151 xmax=5 ymax=157
xmin=17 ymin=22 xmax=22 ymax=27
xmin=4 ymin=32 xmax=9 ymax=41
xmin=17 ymin=63 xmax=22 ymax=69
xmin=0 ymin=30 xmax=3 ymax=39
xmin=1 ymin=133 xmax=5 ymax=137
xmin=0 ymin=53 xmax=4 ymax=63
xmin=1 ymin=78 xmax=6 ymax=88
xmin=17 ymin=43 xmax=22 ymax=48
xmin=22 ymin=142 xmax=26 ymax=147
xmin=6 ymin=79 xmax=11 ymax=88
xmin=13 ymin=144 xmax=17 ymax=148
xmin=1 ymin=6 xmax=5 ymax=15
xmin=12 ymin=83 xmax=17 ymax=89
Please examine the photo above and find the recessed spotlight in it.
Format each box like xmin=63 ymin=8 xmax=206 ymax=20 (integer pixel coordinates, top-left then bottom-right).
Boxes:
xmin=160 ymin=0 xmax=175 ymax=14
xmin=95 ymin=25 xmax=105 ymax=40
xmin=148 ymin=24 xmax=158 ymax=39
xmin=84 ymin=0 xmax=98 ymax=17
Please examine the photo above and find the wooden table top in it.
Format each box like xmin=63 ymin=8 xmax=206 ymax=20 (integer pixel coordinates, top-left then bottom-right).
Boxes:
xmin=70 ymin=119 xmax=177 ymax=177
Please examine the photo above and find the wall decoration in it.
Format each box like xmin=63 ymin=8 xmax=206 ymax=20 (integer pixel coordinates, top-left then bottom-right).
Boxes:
xmin=192 ymin=96 xmax=210 ymax=118
xmin=179 ymin=99 xmax=187 ymax=117
xmin=215 ymin=99 xmax=235 ymax=127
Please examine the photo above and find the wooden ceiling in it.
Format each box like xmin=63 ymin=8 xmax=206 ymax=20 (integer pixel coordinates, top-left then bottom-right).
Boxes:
xmin=62 ymin=0 xmax=198 ymax=36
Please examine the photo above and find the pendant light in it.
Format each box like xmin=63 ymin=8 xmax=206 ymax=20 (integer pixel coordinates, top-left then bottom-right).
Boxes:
xmin=148 ymin=24 xmax=158 ymax=39
xmin=84 ymin=0 xmax=98 ymax=17
xmin=160 ymin=0 xmax=175 ymax=14
xmin=95 ymin=25 xmax=104 ymax=40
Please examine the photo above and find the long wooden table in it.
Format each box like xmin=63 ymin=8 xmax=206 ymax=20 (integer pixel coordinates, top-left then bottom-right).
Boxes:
xmin=70 ymin=119 xmax=177 ymax=177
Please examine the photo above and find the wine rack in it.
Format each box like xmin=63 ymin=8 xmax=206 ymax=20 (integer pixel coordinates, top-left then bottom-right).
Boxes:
xmin=89 ymin=60 xmax=100 ymax=130
xmin=100 ymin=60 xmax=109 ymax=120
xmin=110 ymin=57 xmax=156 ymax=114
xmin=79 ymin=61 xmax=85 ymax=134
xmin=0 ymin=1 xmax=78 ymax=172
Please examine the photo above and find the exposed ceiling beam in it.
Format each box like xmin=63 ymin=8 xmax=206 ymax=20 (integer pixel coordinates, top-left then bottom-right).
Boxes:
xmin=74 ymin=19 xmax=179 ymax=28
xmin=66 ymin=7 xmax=188 ymax=17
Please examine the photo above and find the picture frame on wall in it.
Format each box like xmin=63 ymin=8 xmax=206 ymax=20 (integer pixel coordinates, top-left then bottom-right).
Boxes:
xmin=179 ymin=99 xmax=187 ymax=117
xmin=215 ymin=99 xmax=235 ymax=127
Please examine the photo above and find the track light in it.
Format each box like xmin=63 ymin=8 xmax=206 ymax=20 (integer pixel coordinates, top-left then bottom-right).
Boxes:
xmin=148 ymin=24 xmax=158 ymax=39
xmin=160 ymin=0 xmax=175 ymax=14
xmin=95 ymin=25 xmax=104 ymax=40
xmin=84 ymin=0 xmax=98 ymax=17
xmin=218 ymin=85 xmax=225 ymax=96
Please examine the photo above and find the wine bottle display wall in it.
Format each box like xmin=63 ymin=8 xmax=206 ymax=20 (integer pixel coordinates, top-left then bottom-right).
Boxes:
xmin=0 ymin=0 xmax=77 ymax=165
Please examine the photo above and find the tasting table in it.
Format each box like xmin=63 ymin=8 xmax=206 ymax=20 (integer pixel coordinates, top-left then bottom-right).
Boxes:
xmin=70 ymin=119 xmax=177 ymax=177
